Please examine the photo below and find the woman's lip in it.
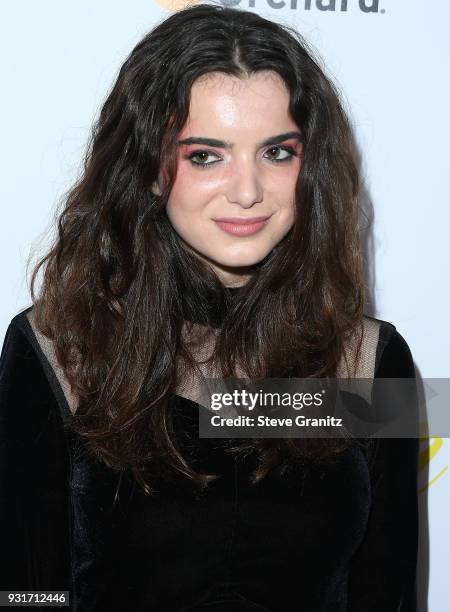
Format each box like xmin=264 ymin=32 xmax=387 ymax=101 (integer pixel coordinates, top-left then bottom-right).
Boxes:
xmin=213 ymin=216 xmax=270 ymax=225
xmin=214 ymin=218 xmax=269 ymax=236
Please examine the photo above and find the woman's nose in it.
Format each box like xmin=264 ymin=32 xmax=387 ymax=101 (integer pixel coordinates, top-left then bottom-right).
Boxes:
xmin=225 ymin=164 xmax=264 ymax=208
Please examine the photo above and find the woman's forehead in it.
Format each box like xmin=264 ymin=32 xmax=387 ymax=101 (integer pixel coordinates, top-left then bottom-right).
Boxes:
xmin=180 ymin=71 xmax=297 ymax=140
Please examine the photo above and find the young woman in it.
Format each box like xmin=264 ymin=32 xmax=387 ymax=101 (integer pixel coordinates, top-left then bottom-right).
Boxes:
xmin=0 ymin=4 xmax=419 ymax=611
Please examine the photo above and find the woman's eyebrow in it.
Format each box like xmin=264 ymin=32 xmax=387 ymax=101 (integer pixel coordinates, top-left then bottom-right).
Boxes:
xmin=177 ymin=131 xmax=303 ymax=149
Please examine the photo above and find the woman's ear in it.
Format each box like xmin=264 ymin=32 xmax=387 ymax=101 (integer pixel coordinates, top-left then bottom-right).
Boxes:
xmin=151 ymin=179 xmax=162 ymax=196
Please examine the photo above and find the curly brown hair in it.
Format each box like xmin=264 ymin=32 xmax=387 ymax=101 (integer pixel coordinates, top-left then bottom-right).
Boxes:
xmin=29 ymin=3 xmax=366 ymax=495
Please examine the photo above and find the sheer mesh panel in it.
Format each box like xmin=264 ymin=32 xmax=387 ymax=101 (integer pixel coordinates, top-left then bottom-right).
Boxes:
xmin=26 ymin=310 xmax=380 ymax=415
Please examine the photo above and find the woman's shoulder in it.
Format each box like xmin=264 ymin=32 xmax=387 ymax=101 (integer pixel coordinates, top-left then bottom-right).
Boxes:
xmin=362 ymin=314 xmax=415 ymax=378
xmin=1 ymin=305 xmax=73 ymax=429
xmin=1 ymin=305 xmax=36 ymax=382
xmin=2 ymin=306 xmax=48 ymax=384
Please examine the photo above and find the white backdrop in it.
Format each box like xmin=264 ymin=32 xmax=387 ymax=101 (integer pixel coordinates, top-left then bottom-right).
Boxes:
xmin=1 ymin=1 xmax=448 ymax=609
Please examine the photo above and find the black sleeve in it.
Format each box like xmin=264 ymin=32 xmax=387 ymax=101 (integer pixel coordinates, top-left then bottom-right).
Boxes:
xmin=347 ymin=322 xmax=419 ymax=612
xmin=0 ymin=317 xmax=71 ymax=595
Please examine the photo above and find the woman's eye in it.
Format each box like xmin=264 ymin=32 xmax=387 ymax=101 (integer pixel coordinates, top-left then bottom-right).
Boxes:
xmin=264 ymin=145 xmax=296 ymax=163
xmin=186 ymin=145 xmax=297 ymax=168
xmin=187 ymin=151 xmax=221 ymax=167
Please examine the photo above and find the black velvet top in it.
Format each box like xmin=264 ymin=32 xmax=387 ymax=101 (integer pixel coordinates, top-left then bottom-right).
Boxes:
xmin=0 ymin=293 xmax=419 ymax=612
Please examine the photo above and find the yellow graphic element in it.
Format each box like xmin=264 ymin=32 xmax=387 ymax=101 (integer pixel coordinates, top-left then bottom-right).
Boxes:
xmin=153 ymin=0 xmax=200 ymax=12
xmin=422 ymin=466 xmax=449 ymax=492
xmin=418 ymin=422 xmax=448 ymax=493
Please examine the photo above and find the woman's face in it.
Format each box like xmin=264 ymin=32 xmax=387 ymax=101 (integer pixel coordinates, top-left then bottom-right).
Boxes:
xmin=157 ymin=71 xmax=303 ymax=287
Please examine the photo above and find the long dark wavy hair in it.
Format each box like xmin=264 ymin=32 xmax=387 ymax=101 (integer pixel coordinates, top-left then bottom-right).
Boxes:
xmin=29 ymin=3 xmax=366 ymax=495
